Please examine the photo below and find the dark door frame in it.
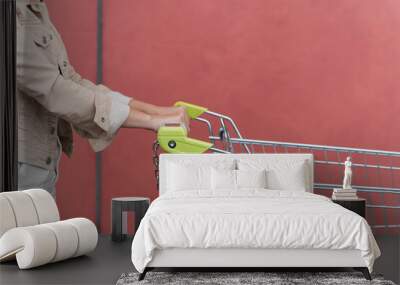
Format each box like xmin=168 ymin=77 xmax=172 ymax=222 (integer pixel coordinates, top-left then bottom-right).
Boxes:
xmin=0 ymin=0 xmax=17 ymax=192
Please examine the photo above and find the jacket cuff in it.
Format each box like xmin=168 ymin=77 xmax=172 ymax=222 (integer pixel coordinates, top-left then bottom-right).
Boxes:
xmin=93 ymin=92 xmax=112 ymax=132
xmin=88 ymin=137 xmax=113 ymax=152
xmin=107 ymin=91 xmax=132 ymax=105
xmin=88 ymin=93 xmax=130 ymax=152
xmin=93 ymin=92 xmax=131 ymax=134
xmin=108 ymin=97 xmax=130 ymax=135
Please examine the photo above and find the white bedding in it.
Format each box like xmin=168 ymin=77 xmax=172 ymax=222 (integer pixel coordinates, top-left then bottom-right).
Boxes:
xmin=131 ymin=190 xmax=380 ymax=273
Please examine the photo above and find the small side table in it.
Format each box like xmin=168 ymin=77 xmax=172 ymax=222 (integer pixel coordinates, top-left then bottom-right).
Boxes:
xmin=332 ymin=198 xmax=366 ymax=218
xmin=111 ymin=197 xmax=150 ymax=242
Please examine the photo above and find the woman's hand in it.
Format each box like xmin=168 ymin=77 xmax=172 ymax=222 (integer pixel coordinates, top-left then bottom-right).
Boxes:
xmin=151 ymin=108 xmax=190 ymax=131
xmin=174 ymin=106 xmax=190 ymax=131
xmin=123 ymin=100 xmax=190 ymax=132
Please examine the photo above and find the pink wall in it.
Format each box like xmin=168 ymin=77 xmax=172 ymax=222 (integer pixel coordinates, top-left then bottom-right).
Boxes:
xmin=47 ymin=1 xmax=400 ymax=233
xmin=101 ymin=0 xmax=400 ymax=233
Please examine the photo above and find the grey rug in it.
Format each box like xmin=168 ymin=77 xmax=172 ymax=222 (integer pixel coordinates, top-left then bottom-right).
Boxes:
xmin=116 ymin=272 xmax=396 ymax=285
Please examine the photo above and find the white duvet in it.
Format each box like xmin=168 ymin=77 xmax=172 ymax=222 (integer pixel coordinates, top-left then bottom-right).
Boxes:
xmin=131 ymin=190 xmax=380 ymax=273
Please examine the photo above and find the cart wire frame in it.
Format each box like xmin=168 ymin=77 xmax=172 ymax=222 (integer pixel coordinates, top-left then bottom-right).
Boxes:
xmin=153 ymin=107 xmax=400 ymax=234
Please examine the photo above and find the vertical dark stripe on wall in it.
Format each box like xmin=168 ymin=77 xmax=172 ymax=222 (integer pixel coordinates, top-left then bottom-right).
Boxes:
xmin=95 ymin=0 xmax=103 ymax=229
xmin=0 ymin=0 xmax=17 ymax=193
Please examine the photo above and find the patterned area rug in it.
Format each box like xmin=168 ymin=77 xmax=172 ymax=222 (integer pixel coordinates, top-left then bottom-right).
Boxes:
xmin=116 ymin=271 xmax=396 ymax=285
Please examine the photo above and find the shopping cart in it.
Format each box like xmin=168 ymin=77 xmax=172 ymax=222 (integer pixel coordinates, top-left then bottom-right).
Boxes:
xmin=153 ymin=102 xmax=400 ymax=234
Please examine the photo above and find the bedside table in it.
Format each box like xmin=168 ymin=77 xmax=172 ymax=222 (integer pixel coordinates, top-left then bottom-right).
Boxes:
xmin=332 ymin=198 xmax=366 ymax=218
xmin=111 ymin=197 xmax=150 ymax=242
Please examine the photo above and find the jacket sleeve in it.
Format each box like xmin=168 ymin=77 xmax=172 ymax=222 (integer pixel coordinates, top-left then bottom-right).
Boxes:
xmin=68 ymin=64 xmax=111 ymax=94
xmin=67 ymin=66 xmax=132 ymax=151
xmin=16 ymin=21 xmax=129 ymax=149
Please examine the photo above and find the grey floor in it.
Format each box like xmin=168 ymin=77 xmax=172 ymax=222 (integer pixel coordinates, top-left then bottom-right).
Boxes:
xmin=1 ymin=235 xmax=399 ymax=285
xmin=0 ymin=235 xmax=133 ymax=285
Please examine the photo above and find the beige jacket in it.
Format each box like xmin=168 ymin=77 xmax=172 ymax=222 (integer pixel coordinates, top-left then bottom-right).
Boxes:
xmin=16 ymin=0 xmax=130 ymax=170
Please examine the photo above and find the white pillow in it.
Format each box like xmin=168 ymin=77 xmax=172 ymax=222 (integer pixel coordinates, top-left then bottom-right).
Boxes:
xmin=211 ymin=168 xmax=236 ymax=190
xmin=166 ymin=159 xmax=236 ymax=191
xmin=238 ymin=159 xmax=310 ymax=191
xmin=236 ymin=169 xmax=267 ymax=189
xmin=211 ymin=169 xmax=268 ymax=190
xmin=167 ymin=163 xmax=211 ymax=191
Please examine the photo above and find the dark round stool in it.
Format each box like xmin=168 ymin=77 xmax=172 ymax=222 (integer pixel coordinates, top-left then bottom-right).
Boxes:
xmin=111 ymin=197 xmax=150 ymax=242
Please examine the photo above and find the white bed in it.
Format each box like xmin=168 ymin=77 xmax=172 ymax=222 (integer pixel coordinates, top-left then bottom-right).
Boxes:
xmin=131 ymin=154 xmax=380 ymax=280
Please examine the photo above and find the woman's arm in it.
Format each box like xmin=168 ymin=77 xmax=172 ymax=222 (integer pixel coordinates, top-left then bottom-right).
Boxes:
xmin=129 ymin=99 xmax=181 ymax=116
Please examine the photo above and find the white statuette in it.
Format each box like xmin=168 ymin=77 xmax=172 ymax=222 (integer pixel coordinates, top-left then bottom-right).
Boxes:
xmin=342 ymin=157 xmax=353 ymax=190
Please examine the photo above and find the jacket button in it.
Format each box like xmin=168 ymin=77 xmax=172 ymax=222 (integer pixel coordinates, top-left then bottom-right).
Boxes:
xmin=46 ymin=157 xmax=52 ymax=165
xmin=63 ymin=61 xmax=68 ymax=67
xmin=50 ymin=127 xmax=56 ymax=135
xmin=42 ymin=36 xmax=47 ymax=45
xmin=101 ymin=117 xmax=105 ymax=123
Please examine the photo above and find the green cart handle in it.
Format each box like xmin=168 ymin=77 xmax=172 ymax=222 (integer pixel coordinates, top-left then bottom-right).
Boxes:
xmin=174 ymin=101 xmax=208 ymax=119
xmin=157 ymin=125 xmax=212 ymax=154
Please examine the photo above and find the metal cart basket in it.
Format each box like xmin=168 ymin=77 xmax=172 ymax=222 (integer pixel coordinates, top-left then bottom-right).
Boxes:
xmin=153 ymin=102 xmax=400 ymax=234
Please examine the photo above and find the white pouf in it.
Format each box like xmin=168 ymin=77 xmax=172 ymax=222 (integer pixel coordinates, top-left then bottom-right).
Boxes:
xmin=0 ymin=189 xmax=98 ymax=269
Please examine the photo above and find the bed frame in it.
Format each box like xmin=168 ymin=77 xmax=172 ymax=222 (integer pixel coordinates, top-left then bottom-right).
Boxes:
xmin=139 ymin=154 xmax=372 ymax=281
xmin=140 ymin=248 xmax=370 ymax=280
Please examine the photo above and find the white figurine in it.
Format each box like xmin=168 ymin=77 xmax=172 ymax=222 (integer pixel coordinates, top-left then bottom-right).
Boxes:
xmin=342 ymin=156 xmax=352 ymax=190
